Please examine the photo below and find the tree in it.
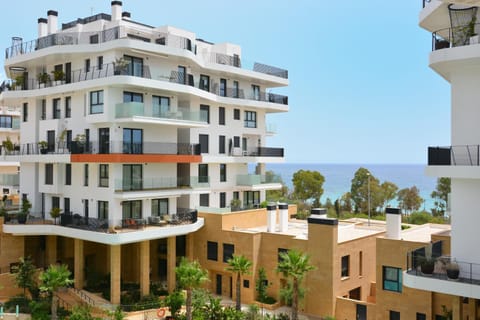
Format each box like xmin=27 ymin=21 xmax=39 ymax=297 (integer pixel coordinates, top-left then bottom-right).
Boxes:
xmin=69 ymin=305 xmax=95 ymax=320
xmin=350 ymin=168 xmax=381 ymax=213
xmin=226 ymin=254 xmax=252 ymax=311
xmin=266 ymin=170 xmax=289 ymax=202
xmin=175 ymin=258 xmax=209 ymax=320
xmin=39 ymin=264 xmax=74 ymax=320
xmin=255 ymin=267 xmax=269 ymax=303
xmin=379 ymin=181 xmax=399 ymax=211
xmin=292 ymin=170 xmax=325 ymax=207
xmin=431 ymin=177 xmax=451 ymax=217
xmin=15 ymin=257 xmax=37 ymax=302
xmin=340 ymin=192 xmax=353 ymax=213
xmin=276 ymin=249 xmax=315 ymax=320
xmin=397 ymin=186 xmax=423 ymax=214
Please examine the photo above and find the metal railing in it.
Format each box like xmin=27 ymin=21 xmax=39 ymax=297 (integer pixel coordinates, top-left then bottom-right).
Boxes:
xmin=431 ymin=22 xmax=480 ymax=51
xmin=71 ymin=287 xmax=96 ymax=307
xmin=1 ymin=141 xmax=200 ymax=156
xmin=115 ymin=176 xmax=209 ymax=191
xmin=428 ymin=145 xmax=480 ymax=166
xmin=5 ymin=25 xmax=287 ymax=79
xmin=406 ymin=244 xmax=480 ymax=285
xmin=59 ymin=214 xmax=109 ymax=232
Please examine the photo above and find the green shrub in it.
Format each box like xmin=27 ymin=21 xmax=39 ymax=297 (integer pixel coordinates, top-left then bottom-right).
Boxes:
xmin=30 ymin=300 xmax=50 ymax=320
xmin=4 ymin=295 xmax=31 ymax=313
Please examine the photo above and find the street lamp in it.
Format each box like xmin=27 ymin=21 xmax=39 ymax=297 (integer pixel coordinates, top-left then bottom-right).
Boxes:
xmin=367 ymin=172 xmax=371 ymax=226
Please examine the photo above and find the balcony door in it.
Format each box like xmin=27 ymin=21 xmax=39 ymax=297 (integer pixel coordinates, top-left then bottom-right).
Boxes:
xmin=123 ymin=164 xmax=142 ymax=191
xmin=47 ymin=130 xmax=55 ymax=152
xmin=98 ymin=128 xmax=109 ymax=154
xmin=123 ymin=128 xmax=143 ymax=154
xmin=124 ymin=55 xmax=143 ymax=77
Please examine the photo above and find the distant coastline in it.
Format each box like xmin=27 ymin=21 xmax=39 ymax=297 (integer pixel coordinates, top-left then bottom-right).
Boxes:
xmin=264 ymin=163 xmax=436 ymax=210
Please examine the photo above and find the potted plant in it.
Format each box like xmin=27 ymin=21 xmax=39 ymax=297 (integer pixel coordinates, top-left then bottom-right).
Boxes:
xmin=51 ymin=69 xmax=65 ymax=85
xmin=230 ymin=198 xmax=241 ymax=211
xmin=446 ymin=258 xmax=460 ymax=280
xmin=14 ymin=74 xmax=24 ymax=90
xmin=2 ymin=137 xmax=14 ymax=154
xmin=468 ymin=16 xmax=479 ymax=44
xmin=72 ymin=134 xmax=86 ymax=154
xmin=38 ymin=140 xmax=48 ymax=154
xmin=114 ymin=57 xmax=129 ymax=75
xmin=37 ymin=72 xmax=50 ymax=88
xmin=50 ymin=207 xmax=61 ymax=225
xmin=419 ymin=244 xmax=435 ymax=275
xmin=18 ymin=198 xmax=31 ymax=224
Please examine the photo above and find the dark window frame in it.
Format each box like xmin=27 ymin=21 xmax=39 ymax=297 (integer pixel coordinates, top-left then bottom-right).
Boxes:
xmin=65 ymin=96 xmax=71 ymax=118
xmin=223 ymin=243 xmax=235 ymax=263
xmin=207 ymin=241 xmax=218 ymax=261
xmin=22 ymin=103 xmax=28 ymax=122
xmin=219 ymin=106 xmax=225 ymax=125
xmin=84 ymin=164 xmax=89 ymax=186
xmin=341 ymin=255 xmax=350 ymax=278
xmin=233 ymin=108 xmax=240 ymax=120
xmin=219 ymin=135 xmax=226 ymax=154
xmin=65 ymin=164 xmax=71 ymax=185
xmin=53 ymin=98 xmax=61 ymax=119
xmin=200 ymin=193 xmax=209 ymax=207
xmin=99 ymin=164 xmax=109 ymax=187
xmin=98 ymin=200 xmax=108 ymax=219
xmin=45 ymin=163 xmax=53 ymax=185
xmin=220 ymin=164 xmax=227 ymax=182
xmin=200 ymin=104 xmax=210 ymax=123
xmin=90 ymin=90 xmax=104 ymax=114
xmin=244 ymin=111 xmax=257 ymax=128
xmin=383 ymin=266 xmax=402 ymax=293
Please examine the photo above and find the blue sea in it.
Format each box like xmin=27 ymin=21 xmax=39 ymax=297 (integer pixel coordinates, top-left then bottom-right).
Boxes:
xmin=264 ymin=163 xmax=437 ymax=211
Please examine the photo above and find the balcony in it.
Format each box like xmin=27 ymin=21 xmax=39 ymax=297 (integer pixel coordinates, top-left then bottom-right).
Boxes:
xmin=404 ymin=243 xmax=480 ymax=298
xmin=114 ymin=176 xmax=210 ymax=192
xmin=427 ymin=145 xmax=480 ymax=166
xmin=2 ymin=211 xmax=203 ymax=245
xmin=5 ymin=25 xmax=288 ymax=80
xmin=0 ymin=174 xmax=19 ymax=186
xmin=115 ymin=102 xmax=208 ymax=124
xmin=3 ymin=141 xmax=200 ymax=156
xmin=236 ymin=174 xmax=282 ymax=186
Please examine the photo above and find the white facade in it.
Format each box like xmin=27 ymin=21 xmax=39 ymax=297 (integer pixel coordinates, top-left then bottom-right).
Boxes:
xmin=0 ymin=1 xmax=288 ymax=243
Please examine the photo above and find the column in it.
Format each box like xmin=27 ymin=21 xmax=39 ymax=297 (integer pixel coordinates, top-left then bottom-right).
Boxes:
xmin=452 ymin=296 xmax=463 ymax=320
xmin=186 ymin=234 xmax=194 ymax=260
xmin=167 ymin=236 xmax=176 ymax=293
xmin=73 ymin=239 xmax=84 ymax=289
xmin=110 ymin=245 xmax=121 ymax=305
xmin=139 ymin=241 xmax=150 ymax=297
xmin=45 ymin=235 xmax=57 ymax=266
xmin=468 ymin=298 xmax=476 ymax=320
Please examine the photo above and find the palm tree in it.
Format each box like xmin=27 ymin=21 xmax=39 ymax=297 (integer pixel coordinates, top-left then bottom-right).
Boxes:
xmin=39 ymin=264 xmax=74 ymax=320
xmin=175 ymin=257 xmax=209 ymax=320
xmin=276 ymin=249 xmax=315 ymax=320
xmin=226 ymin=254 xmax=252 ymax=311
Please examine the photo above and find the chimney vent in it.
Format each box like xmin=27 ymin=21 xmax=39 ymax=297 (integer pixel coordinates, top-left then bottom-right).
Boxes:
xmin=38 ymin=18 xmax=48 ymax=38
xmin=47 ymin=10 xmax=58 ymax=34
xmin=111 ymin=1 xmax=123 ymax=21
xmin=385 ymin=207 xmax=401 ymax=239
xmin=267 ymin=204 xmax=277 ymax=233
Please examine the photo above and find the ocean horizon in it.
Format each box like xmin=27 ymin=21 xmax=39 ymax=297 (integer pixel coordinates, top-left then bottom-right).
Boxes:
xmin=263 ymin=163 xmax=437 ymax=211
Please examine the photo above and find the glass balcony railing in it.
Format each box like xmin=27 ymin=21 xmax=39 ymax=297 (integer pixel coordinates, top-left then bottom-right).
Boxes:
xmin=115 ymin=176 xmax=210 ymax=191
xmin=0 ymin=174 xmax=19 ymax=186
xmin=236 ymin=174 xmax=282 ymax=186
xmin=115 ymin=102 xmax=207 ymax=123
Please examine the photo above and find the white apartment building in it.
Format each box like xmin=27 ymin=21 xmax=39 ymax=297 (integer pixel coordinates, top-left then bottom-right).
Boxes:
xmin=0 ymin=105 xmax=20 ymax=201
xmin=402 ymin=1 xmax=480 ymax=318
xmin=0 ymin=1 xmax=288 ymax=303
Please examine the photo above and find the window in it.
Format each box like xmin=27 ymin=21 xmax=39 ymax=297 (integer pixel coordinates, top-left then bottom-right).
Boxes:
xmin=234 ymin=108 xmax=240 ymax=120
xmin=244 ymin=191 xmax=260 ymax=207
xmin=178 ymin=65 xmax=186 ymax=84
xmin=219 ymin=107 xmax=225 ymax=125
xmin=124 ymin=55 xmax=144 ymax=77
xmin=200 ymin=105 xmax=210 ymax=123
xmin=84 ymin=164 xmax=89 ymax=186
xmin=359 ymin=251 xmax=363 ymax=276
xmin=199 ymin=134 xmax=209 ymax=154
xmin=97 ymin=56 xmax=103 ymax=70
xmin=90 ymin=34 xmax=99 ymax=44
xmin=278 ymin=248 xmax=289 ymax=263
xmin=65 ymin=164 xmax=71 ymax=185
xmin=0 ymin=116 xmax=12 ymax=128
xmin=233 ymin=81 xmax=239 ymax=98
xmin=416 ymin=313 xmax=426 ymax=320
xmin=53 ymin=98 xmax=61 ymax=119
xmin=233 ymin=136 xmax=240 ymax=148
xmin=233 ymin=191 xmax=239 ymax=200
xmin=244 ymin=111 xmax=257 ymax=128
xmin=98 ymin=201 xmax=108 ymax=219
xmin=85 ymin=59 xmax=91 ymax=72
xmin=122 ymin=164 xmax=142 ymax=191
xmin=220 ymin=78 xmax=226 ymax=97
xmin=51 ymin=196 xmax=60 ymax=210
xmin=200 ymin=194 xmax=209 ymax=207
xmin=122 ymin=200 xmax=142 ymax=219
xmin=152 ymin=199 xmax=168 ymax=216
xmin=219 ymin=135 xmax=226 ymax=154
xmin=198 ymin=164 xmax=208 ymax=183
xmin=223 ymin=243 xmax=234 ymax=263
xmin=341 ymin=255 xmax=350 ymax=278
xmin=199 ymin=74 xmax=210 ymax=91
xmin=220 ymin=192 xmax=226 ymax=208
xmin=207 ymin=241 xmax=218 ymax=261
xmin=65 ymin=97 xmax=71 ymax=118
xmin=123 ymin=128 xmax=143 ymax=154
xmin=389 ymin=311 xmax=400 ymax=320
xmin=99 ymin=164 xmax=109 ymax=187
xmin=64 ymin=198 xmax=70 ymax=214
xmin=90 ymin=90 xmax=104 ymax=114
xmin=243 ymin=280 xmax=250 ymax=288
xmin=220 ymin=164 xmax=227 ymax=182
xmin=152 ymin=96 xmax=170 ymax=116
xmin=45 ymin=164 xmax=53 ymax=185
xmin=123 ymin=91 xmax=143 ymax=103
xmin=23 ymin=103 xmax=28 ymax=122
xmin=383 ymin=266 xmax=402 ymax=292
xmin=41 ymin=99 xmax=46 ymax=120
xmin=252 ymin=85 xmax=260 ymax=100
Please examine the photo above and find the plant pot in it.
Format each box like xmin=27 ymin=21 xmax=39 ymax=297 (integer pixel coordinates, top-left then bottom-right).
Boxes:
xmin=421 ymin=261 xmax=435 ymax=275
xmin=40 ymin=148 xmax=48 ymax=154
xmin=17 ymin=214 xmax=27 ymax=224
xmin=447 ymin=268 xmax=459 ymax=280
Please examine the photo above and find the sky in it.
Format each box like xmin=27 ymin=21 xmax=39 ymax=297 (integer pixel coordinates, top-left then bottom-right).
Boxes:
xmin=0 ymin=0 xmax=451 ymax=164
